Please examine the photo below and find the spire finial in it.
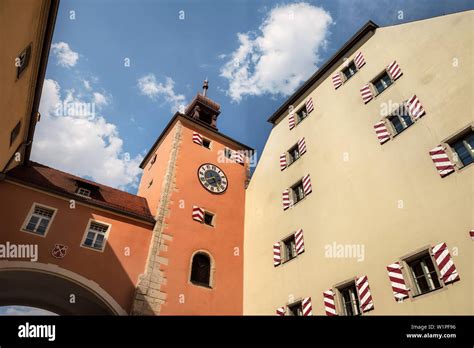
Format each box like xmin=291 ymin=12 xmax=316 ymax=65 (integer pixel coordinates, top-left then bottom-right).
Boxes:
xmin=202 ymin=78 xmax=209 ymax=97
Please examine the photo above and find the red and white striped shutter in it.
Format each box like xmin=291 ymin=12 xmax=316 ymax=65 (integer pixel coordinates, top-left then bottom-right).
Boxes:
xmin=235 ymin=151 xmax=244 ymax=164
xmin=273 ymin=242 xmax=282 ymax=266
xmin=294 ymin=229 xmax=304 ymax=254
xmin=387 ymin=60 xmax=403 ymax=80
xmin=306 ymin=97 xmax=314 ymax=114
xmin=355 ymin=275 xmax=374 ymax=312
xmin=282 ymin=190 xmax=290 ymax=210
xmin=374 ymin=121 xmax=391 ymax=144
xmin=323 ymin=289 xmax=337 ymax=316
xmin=360 ymin=84 xmax=373 ymax=103
xmin=429 ymin=146 xmax=455 ymax=177
xmin=406 ymin=95 xmax=425 ymax=120
xmin=432 ymin=242 xmax=460 ymax=284
xmin=298 ymin=138 xmax=307 ymax=155
xmin=332 ymin=73 xmax=343 ymax=89
xmin=192 ymin=132 xmax=203 ymax=145
xmin=302 ymin=174 xmax=312 ymax=195
xmin=354 ymin=51 xmax=366 ymax=69
xmin=276 ymin=306 xmax=286 ymax=316
xmin=192 ymin=206 xmax=204 ymax=222
xmin=470 ymin=230 xmax=474 ymax=241
xmin=280 ymin=153 xmax=287 ymax=171
xmin=289 ymin=112 xmax=296 ymax=130
xmin=386 ymin=262 xmax=410 ymax=301
xmin=301 ymin=297 xmax=312 ymax=316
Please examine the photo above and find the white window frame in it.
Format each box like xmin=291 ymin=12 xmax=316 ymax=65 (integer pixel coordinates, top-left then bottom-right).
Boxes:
xmin=336 ymin=280 xmax=362 ymax=316
xmin=80 ymin=219 xmax=111 ymax=253
xmin=75 ymin=187 xmax=92 ymax=198
xmin=20 ymin=203 xmax=58 ymax=238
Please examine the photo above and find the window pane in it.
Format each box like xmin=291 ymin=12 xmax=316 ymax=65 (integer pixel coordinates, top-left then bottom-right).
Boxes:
xmin=36 ymin=218 xmax=50 ymax=235
xmin=93 ymin=234 xmax=105 ymax=249
xmin=389 ymin=116 xmax=405 ymax=134
xmin=464 ymin=133 xmax=474 ymax=149
xmin=26 ymin=216 xmax=39 ymax=231
xmin=84 ymin=232 xmax=95 ymax=247
xmin=191 ymin=254 xmax=211 ymax=286
xmin=452 ymin=140 xmax=473 ymax=166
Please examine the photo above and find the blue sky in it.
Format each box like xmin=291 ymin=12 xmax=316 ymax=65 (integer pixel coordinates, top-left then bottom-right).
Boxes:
xmin=30 ymin=0 xmax=474 ymax=193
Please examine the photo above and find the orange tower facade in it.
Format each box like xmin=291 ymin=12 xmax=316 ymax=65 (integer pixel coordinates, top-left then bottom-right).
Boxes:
xmin=133 ymin=81 xmax=252 ymax=315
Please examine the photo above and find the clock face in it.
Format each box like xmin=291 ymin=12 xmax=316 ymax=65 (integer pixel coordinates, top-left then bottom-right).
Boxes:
xmin=198 ymin=163 xmax=228 ymax=194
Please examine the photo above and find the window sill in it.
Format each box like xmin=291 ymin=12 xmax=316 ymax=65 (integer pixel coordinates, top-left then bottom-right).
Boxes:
xmin=281 ymin=255 xmax=299 ymax=266
xmin=190 ymin=281 xmax=213 ymax=289
xmin=456 ymin=162 xmax=473 ymax=172
xmin=373 ymin=80 xmax=396 ymax=99
xmin=294 ymin=114 xmax=310 ymax=128
xmin=80 ymin=244 xmax=106 ymax=253
xmin=20 ymin=228 xmax=47 ymax=238
xmin=411 ymin=286 xmax=444 ymax=300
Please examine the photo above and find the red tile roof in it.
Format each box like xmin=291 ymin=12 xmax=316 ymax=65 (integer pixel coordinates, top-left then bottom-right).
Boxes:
xmin=6 ymin=162 xmax=155 ymax=224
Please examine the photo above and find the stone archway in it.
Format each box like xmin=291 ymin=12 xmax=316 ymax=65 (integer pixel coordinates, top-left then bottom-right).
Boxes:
xmin=0 ymin=261 xmax=126 ymax=315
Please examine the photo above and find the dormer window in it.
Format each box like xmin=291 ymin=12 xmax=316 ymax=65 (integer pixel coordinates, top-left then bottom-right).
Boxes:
xmin=76 ymin=187 xmax=91 ymax=198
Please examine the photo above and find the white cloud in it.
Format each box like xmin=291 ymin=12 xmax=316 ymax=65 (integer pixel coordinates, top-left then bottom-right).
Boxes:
xmin=31 ymin=79 xmax=143 ymax=189
xmin=137 ymin=74 xmax=186 ymax=113
xmin=0 ymin=306 xmax=57 ymax=316
xmin=83 ymin=79 xmax=92 ymax=91
xmin=93 ymin=92 xmax=109 ymax=107
xmin=51 ymin=42 xmax=79 ymax=68
xmin=220 ymin=3 xmax=333 ymax=102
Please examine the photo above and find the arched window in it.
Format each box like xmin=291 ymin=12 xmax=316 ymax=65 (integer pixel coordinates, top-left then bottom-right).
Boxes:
xmin=190 ymin=252 xmax=211 ymax=287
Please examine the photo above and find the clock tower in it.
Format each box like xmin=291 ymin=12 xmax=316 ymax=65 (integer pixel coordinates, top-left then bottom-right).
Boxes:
xmin=133 ymin=80 xmax=252 ymax=315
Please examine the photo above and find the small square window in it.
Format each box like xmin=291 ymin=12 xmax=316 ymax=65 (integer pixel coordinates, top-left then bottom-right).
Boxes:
xmin=291 ymin=181 xmax=305 ymax=204
xmin=150 ymin=154 xmax=157 ymax=165
xmin=387 ymin=105 xmax=413 ymax=136
xmin=287 ymin=301 xmax=303 ymax=316
xmin=282 ymin=235 xmax=297 ymax=262
xmin=203 ymin=212 xmax=214 ymax=226
xmin=342 ymin=61 xmax=357 ymax=81
xmin=338 ymin=282 xmax=361 ymax=316
xmin=10 ymin=121 xmax=21 ymax=147
xmin=76 ymin=187 xmax=91 ymax=198
xmin=16 ymin=45 xmax=32 ymax=79
xmin=23 ymin=204 xmax=55 ymax=236
xmin=448 ymin=129 xmax=474 ymax=168
xmin=202 ymin=138 xmax=211 ymax=149
xmin=406 ymin=251 xmax=441 ymax=296
xmin=288 ymin=144 xmax=300 ymax=165
xmin=296 ymin=107 xmax=308 ymax=124
xmin=148 ymin=179 xmax=153 ymax=188
xmin=224 ymin=148 xmax=233 ymax=159
xmin=372 ymin=71 xmax=393 ymax=95
xmin=82 ymin=221 xmax=110 ymax=251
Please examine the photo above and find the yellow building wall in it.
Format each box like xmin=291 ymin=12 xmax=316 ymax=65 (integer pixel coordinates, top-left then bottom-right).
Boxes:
xmin=244 ymin=11 xmax=473 ymax=315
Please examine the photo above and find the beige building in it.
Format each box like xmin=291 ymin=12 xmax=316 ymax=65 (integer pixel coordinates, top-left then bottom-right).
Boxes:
xmin=244 ymin=11 xmax=473 ymax=315
xmin=0 ymin=0 xmax=59 ymax=173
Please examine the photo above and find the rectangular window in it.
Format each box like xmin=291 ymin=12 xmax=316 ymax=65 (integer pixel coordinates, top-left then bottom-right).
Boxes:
xmin=388 ymin=105 xmax=413 ymax=135
xmin=406 ymin=252 xmax=441 ymax=295
xmin=202 ymin=138 xmax=211 ymax=149
xmin=449 ymin=130 xmax=474 ymax=167
xmin=342 ymin=61 xmax=357 ymax=81
xmin=338 ymin=282 xmax=361 ymax=316
xmin=296 ymin=107 xmax=308 ymax=124
xmin=287 ymin=301 xmax=303 ymax=316
xmin=16 ymin=44 xmax=31 ymax=79
xmin=22 ymin=204 xmax=55 ymax=236
xmin=10 ymin=121 xmax=21 ymax=147
xmin=291 ymin=181 xmax=305 ymax=204
xmin=82 ymin=221 xmax=110 ymax=251
xmin=203 ymin=211 xmax=214 ymax=226
xmin=288 ymin=144 xmax=300 ymax=165
xmin=76 ymin=187 xmax=91 ymax=198
xmin=224 ymin=148 xmax=233 ymax=159
xmin=372 ymin=71 xmax=393 ymax=95
xmin=282 ymin=235 xmax=297 ymax=262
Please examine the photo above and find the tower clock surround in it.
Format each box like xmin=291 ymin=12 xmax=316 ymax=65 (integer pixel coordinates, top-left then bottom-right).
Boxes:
xmin=197 ymin=163 xmax=228 ymax=194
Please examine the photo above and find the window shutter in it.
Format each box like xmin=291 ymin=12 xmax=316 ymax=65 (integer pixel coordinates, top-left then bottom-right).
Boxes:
xmin=470 ymin=230 xmax=474 ymax=241
xmin=193 ymin=132 xmax=203 ymax=145
xmin=355 ymin=275 xmax=374 ymax=312
xmin=374 ymin=121 xmax=391 ymax=145
xmin=294 ymin=229 xmax=304 ymax=254
xmin=302 ymin=174 xmax=312 ymax=195
xmin=276 ymin=306 xmax=286 ymax=316
xmin=282 ymin=189 xmax=290 ymax=210
xmin=323 ymin=289 xmax=337 ymax=316
xmin=192 ymin=206 xmax=204 ymax=222
xmin=302 ymin=297 xmax=312 ymax=316
xmin=360 ymin=84 xmax=373 ymax=103
xmin=305 ymin=97 xmax=314 ymax=114
xmin=273 ymin=242 xmax=282 ymax=266
xmin=432 ymin=242 xmax=460 ymax=284
xmin=406 ymin=95 xmax=425 ymax=120
xmin=386 ymin=262 xmax=410 ymax=301
xmin=280 ymin=153 xmax=287 ymax=171
xmin=289 ymin=112 xmax=296 ymax=130
xmin=234 ymin=150 xmax=244 ymax=164
xmin=429 ymin=145 xmax=455 ymax=177
xmin=298 ymin=138 xmax=307 ymax=155
xmin=354 ymin=51 xmax=365 ymax=69
xmin=332 ymin=73 xmax=343 ymax=89
xmin=387 ymin=60 xmax=402 ymax=80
